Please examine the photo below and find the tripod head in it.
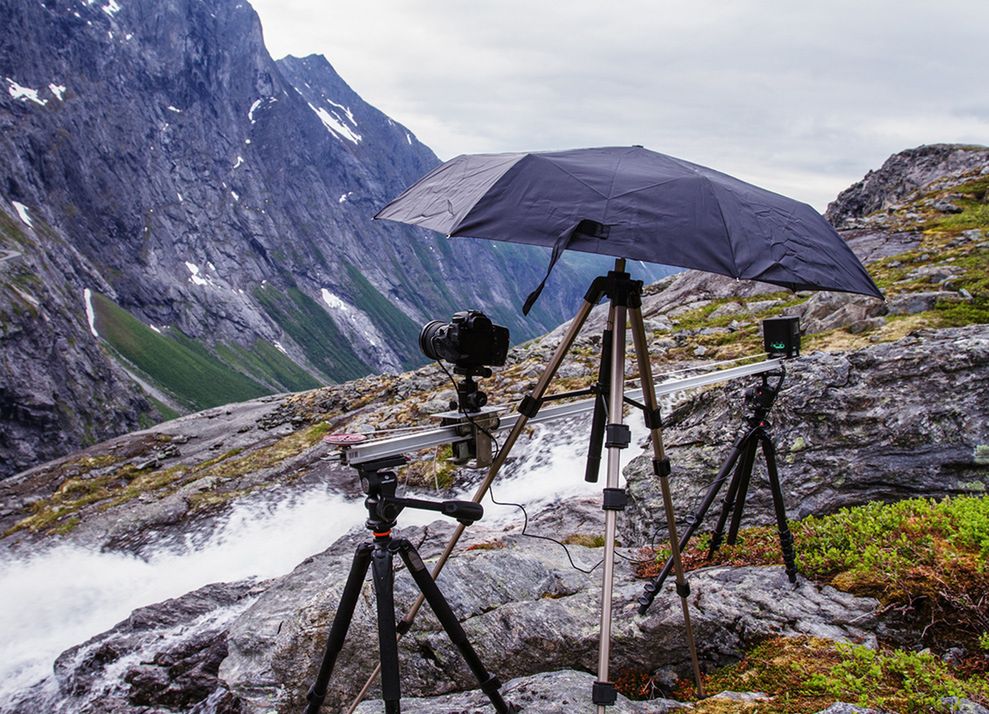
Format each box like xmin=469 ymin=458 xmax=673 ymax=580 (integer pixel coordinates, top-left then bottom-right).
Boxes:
xmin=452 ymin=365 xmax=492 ymax=413
xmin=356 ymin=456 xmax=485 ymax=532
xmin=744 ymin=369 xmax=785 ymax=425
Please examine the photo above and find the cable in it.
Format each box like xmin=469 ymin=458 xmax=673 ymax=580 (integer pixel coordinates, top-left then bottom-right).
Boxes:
xmin=434 ymin=361 xmax=665 ymax=575
xmin=487 ymin=481 xmax=602 ymax=575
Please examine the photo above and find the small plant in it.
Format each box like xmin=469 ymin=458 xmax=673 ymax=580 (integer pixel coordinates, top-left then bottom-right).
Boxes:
xmin=680 ymin=636 xmax=989 ymax=713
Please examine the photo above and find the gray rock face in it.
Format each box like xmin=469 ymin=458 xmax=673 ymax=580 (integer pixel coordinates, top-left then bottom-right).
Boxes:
xmin=624 ymin=324 xmax=989 ymax=543
xmin=826 ymin=144 xmax=989 ymax=228
xmin=219 ymin=521 xmax=877 ymax=713
xmin=9 ymin=579 xmax=263 ymax=713
xmin=352 ymin=669 xmax=684 ymax=713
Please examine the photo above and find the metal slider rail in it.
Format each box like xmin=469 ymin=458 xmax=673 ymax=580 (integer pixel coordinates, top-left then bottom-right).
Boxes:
xmin=342 ymin=358 xmax=784 ymax=465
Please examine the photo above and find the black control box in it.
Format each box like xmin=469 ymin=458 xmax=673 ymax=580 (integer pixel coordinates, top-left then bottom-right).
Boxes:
xmin=762 ymin=317 xmax=800 ymax=358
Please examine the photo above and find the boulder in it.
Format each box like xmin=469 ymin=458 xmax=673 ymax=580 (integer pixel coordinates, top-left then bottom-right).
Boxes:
xmin=352 ymin=669 xmax=685 ymax=713
xmin=220 ymin=521 xmax=877 ymax=713
xmin=624 ymin=325 xmax=989 ymax=544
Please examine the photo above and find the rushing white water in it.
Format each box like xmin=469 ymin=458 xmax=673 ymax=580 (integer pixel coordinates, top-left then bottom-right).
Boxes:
xmin=0 ymin=487 xmax=368 ymax=700
xmin=0 ymin=408 xmax=651 ymax=704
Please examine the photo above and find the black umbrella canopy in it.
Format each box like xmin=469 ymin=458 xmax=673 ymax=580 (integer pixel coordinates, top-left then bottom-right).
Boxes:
xmin=375 ymin=146 xmax=883 ymax=304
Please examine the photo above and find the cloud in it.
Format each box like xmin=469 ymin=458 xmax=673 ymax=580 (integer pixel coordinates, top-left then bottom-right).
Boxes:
xmin=251 ymin=0 xmax=989 ymax=209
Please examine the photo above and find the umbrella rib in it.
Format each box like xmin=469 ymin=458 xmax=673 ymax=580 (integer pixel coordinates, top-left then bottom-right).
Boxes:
xmin=708 ymin=182 xmax=741 ymax=277
xmin=539 ymin=158 xmax=609 ymax=199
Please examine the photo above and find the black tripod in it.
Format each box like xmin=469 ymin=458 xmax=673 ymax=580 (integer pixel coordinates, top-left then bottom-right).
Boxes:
xmin=304 ymin=456 xmax=512 ymax=714
xmin=637 ymin=370 xmax=798 ymax=614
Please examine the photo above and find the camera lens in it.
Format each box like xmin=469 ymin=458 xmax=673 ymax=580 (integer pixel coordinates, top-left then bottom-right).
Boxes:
xmin=419 ymin=320 xmax=446 ymax=361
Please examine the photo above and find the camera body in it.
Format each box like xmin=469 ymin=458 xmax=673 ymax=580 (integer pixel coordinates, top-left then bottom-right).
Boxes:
xmin=419 ymin=310 xmax=510 ymax=370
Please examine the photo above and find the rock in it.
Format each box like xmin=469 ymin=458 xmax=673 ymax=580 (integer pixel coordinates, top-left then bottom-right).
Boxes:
xmin=933 ymin=200 xmax=964 ymax=214
xmin=12 ymin=580 xmax=267 ymax=713
xmin=826 ymin=144 xmax=989 ymax=228
xmin=353 ymin=669 xmax=684 ymax=713
xmin=220 ymin=518 xmax=877 ymax=713
xmin=940 ymin=697 xmax=989 ymax=714
xmin=796 ymin=292 xmax=887 ymax=334
xmin=625 ymin=325 xmax=989 ymax=542
xmin=887 ymin=291 xmax=959 ymax=315
xmin=815 ymin=704 xmax=891 ymax=714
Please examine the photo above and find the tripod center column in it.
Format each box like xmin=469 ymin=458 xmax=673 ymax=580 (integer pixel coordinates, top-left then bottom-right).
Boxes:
xmin=594 ymin=292 xmax=629 ymax=710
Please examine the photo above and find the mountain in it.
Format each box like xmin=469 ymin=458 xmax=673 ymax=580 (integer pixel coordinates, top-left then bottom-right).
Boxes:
xmin=0 ymin=143 xmax=986 ymax=712
xmin=0 ymin=0 xmax=672 ymax=477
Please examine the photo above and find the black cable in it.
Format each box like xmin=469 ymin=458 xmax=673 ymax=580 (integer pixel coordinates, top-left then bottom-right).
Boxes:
xmin=487 ymin=482 xmax=601 ymax=575
xmin=435 ymin=360 xmax=657 ymax=574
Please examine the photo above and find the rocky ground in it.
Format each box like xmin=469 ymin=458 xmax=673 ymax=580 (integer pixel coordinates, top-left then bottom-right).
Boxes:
xmin=2 ymin=144 xmax=988 ymax=712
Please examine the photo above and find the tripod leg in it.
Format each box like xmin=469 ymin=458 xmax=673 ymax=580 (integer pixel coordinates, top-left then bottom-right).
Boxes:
xmin=707 ymin=437 xmax=754 ymax=557
xmin=394 ymin=540 xmax=511 ymax=713
xmin=305 ymin=543 xmax=374 ymax=714
xmin=585 ymin=320 xmax=614 ymax=483
xmin=628 ymin=305 xmax=705 ymax=697
xmin=371 ymin=542 xmax=401 ymax=713
xmin=725 ymin=436 xmax=758 ymax=546
xmin=638 ymin=430 xmax=748 ymax=613
xmin=346 ymin=294 xmax=600 ymax=714
xmin=593 ymin=294 xmax=627 ymax=712
xmin=758 ymin=431 xmax=798 ymax=583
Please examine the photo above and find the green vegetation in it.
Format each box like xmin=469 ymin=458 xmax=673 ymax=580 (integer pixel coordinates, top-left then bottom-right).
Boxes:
xmin=91 ymin=293 xmax=268 ymax=410
xmin=6 ymin=420 xmax=336 ymax=536
xmin=639 ymin=496 xmax=989 ymax=653
xmin=673 ymin=636 xmax=989 ymax=713
xmin=343 ymin=263 xmax=423 ymax=370
xmin=561 ymin=533 xmax=606 ymax=547
xmin=254 ymin=284 xmax=369 ymax=382
xmin=214 ymin=339 xmax=320 ymax=392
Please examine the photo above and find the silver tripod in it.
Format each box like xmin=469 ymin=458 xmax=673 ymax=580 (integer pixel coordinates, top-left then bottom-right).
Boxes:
xmin=342 ymin=257 xmax=702 ymax=713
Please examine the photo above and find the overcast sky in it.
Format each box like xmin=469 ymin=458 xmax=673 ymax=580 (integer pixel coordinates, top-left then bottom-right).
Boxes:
xmin=250 ymin=0 xmax=988 ymax=211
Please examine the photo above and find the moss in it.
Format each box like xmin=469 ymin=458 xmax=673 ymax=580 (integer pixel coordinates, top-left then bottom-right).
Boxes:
xmin=562 ymin=533 xmax=606 ymax=548
xmin=403 ymin=444 xmax=459 ymax=490
xmin=195 ymin=422 xmax=331 ymax=485
xmin=639 ymin=495 xmax=989 ymax=653
xmin=678 ymin=636 xmax=989 ymax=713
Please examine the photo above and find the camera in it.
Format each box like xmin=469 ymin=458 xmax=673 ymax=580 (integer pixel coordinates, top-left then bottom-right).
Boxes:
xmin=419 ymin=310 xmax=510 ymax=370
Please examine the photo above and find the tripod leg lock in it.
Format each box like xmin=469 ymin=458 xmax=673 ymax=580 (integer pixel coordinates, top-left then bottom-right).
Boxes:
xmin=592 ymin=681 xmax=618 ymax=705
xmin=676 ymin=581 xmax=691 ymax=598
xmin=605 ymin=423 xmax=631 ymax=449
xmin=643 ymin=407 xmax=663 ymax=429
xmin=652 ymin=457 xmax=671 ymax=477
xmin=517 ymin=395 xmax=543 ymax=418
xmin=479 ymin=674 xmax=502 ymax=697
xmin=602 ymin=487 xmax=628 ymax=511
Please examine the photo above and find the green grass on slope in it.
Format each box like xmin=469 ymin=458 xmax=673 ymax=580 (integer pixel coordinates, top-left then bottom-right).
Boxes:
xmin=254 ymin=284 xmax=369 ymax=382
xmin=91 ymin=293 xmax=268 ymax=410
xmin=214 ymin=339 xmax=320 ymax=392
xmin=343 ymin=263 xmax=423 ymax=370
xmin=640 ymin=495 xmax=989 ymax=653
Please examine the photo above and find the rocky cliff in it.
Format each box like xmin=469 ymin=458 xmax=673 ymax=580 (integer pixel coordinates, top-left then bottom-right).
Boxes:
xmin=1 ymin=145 xmax=987 ymax=712
xmin=0 ymin=0 xmax=670 ymax=477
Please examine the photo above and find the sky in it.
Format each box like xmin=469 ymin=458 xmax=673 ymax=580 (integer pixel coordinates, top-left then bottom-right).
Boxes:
xmin=250 ymin=0 xmax=988 ymax=211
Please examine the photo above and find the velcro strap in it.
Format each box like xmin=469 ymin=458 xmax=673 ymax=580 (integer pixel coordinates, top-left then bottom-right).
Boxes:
xmin=517 ymin=395 xmax=543 ymax=418
xmin=605 ymin=424 xmax=631 ymax=449
xmin=602 ymin=487 xmax=628 ymax=511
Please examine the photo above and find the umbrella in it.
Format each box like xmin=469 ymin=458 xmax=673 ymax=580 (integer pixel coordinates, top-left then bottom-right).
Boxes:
xmin=375 ymin=145 xmax=883 ymax=312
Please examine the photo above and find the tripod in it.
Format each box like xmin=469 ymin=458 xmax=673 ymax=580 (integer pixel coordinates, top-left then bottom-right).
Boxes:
xmin=304 ymin=456 xmax=512 ymax=714
xmin=637 ymin=370 xmax=798 ymax=615
xmin=344 ymin=258 xmax=703 ymax=712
